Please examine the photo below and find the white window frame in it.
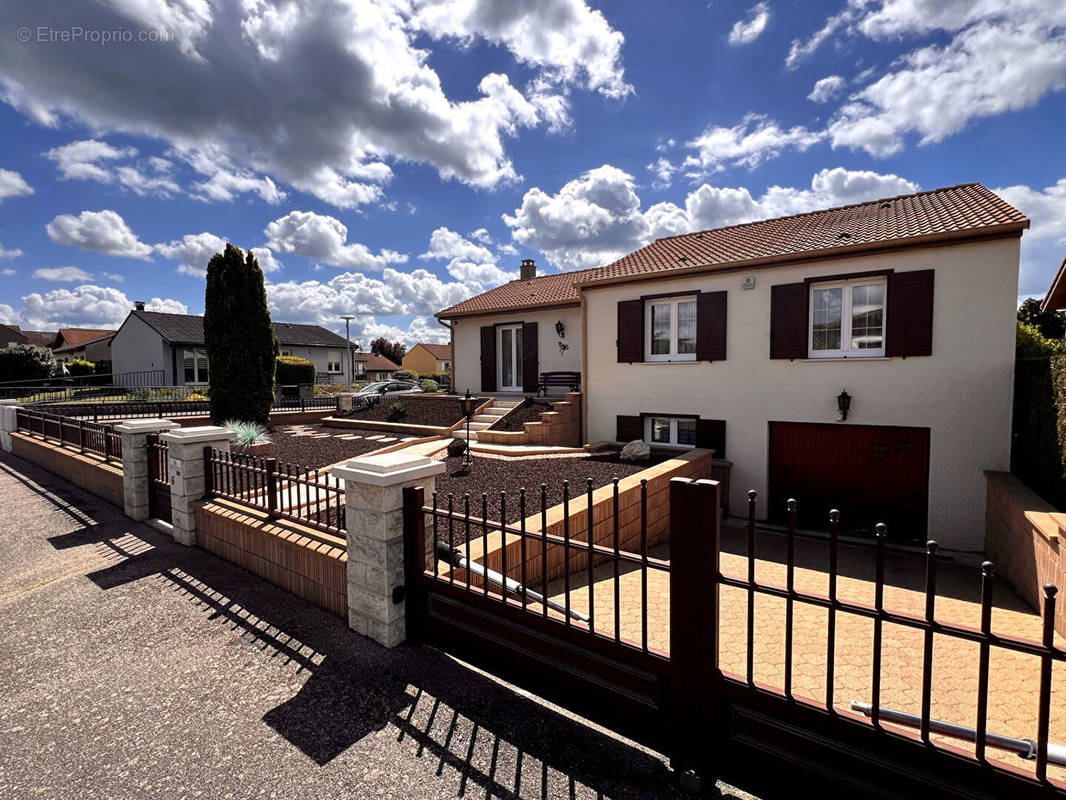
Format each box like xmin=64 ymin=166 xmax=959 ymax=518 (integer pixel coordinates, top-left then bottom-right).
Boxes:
xmin=183 ymin=347 xmax=209 ymax=384
xmin=643 ymin=416 xmax=697 ymax=449
xmin=808 ymin=277 xmax=887 ymax=359
xmin=326 ymin=349 xmax=343 ymax=373
xmin=280 ymin=349 xmax=292 ymax=357
xmin=644 ymin=295 xmax=698 ymax=362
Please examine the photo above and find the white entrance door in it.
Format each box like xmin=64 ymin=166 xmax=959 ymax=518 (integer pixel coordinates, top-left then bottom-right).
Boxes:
xmin=498 ymin=324 xmax=523 ymax=392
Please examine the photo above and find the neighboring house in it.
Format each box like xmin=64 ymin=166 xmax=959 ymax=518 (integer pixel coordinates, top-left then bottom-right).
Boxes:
xmin=437 ymin=184 xmax=1029 ymax=552
xmin=0 ymin=326 xmax=57 ymax=350
xmin=51 ymin=328 xmax=115 ymax=368
xmin=353 ymin=352 xmax=400 ymax=381
xmin=402 ymin=343 xmax=452 ymax=378
xmin=1040 ymin=253 xmax=1066 ymax=311
xmin=110 ymin=304 xmax=352 ymax=387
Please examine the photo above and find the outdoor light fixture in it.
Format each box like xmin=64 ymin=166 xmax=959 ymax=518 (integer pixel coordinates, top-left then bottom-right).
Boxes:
xmin=460 ymin=389 xmax=478 ymax=470
xmin=555 ymin=320 xmax=565 ymax=338
xmin=837 ymin=389 xmax=852 ymax=421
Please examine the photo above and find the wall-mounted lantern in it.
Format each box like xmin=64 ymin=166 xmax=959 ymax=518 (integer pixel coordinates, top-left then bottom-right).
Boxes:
xmin=837 ymin=389 xmax=852 ymax=421
xmin=555 ymin=320 xmax=565 ymax=338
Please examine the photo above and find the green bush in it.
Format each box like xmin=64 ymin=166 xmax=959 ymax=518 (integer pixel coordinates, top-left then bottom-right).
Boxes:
xmin=1012 ymin=322 xmax=1066 ymax=508
xmin=388 ymin=401 xmax=407 ymax=421
xmin=275 ymin=355 xmax=315 ymax=385
xmin=0 ymin=345 xmax=57 ymax=382
xmin=66 ymin=359 xmax=96 ymax=377
xmin=393 ymin=368 xmax=417 ymax=381
xmin=419 ymin=378 xmax=439 ymax=393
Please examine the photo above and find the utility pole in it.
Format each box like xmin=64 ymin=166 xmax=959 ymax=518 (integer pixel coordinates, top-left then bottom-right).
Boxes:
xmin=341 ymin=315 xmax=355 ymax=394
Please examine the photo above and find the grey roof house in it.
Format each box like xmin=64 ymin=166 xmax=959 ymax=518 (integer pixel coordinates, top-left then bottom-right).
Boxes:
xmin=110 ymin=304 xmax=353 ymax=387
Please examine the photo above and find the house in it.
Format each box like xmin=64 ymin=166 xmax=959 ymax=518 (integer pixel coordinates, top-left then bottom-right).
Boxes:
xmin=0 ymin=325 xmax=57 ymax=350
xmin=51 ymin=328 xmax=115 ymax=368
xmin=110 ymin=303 xmax=352 ymax=387
xmin=402 ymin=343 xmax=452 ymax=379
xmin=354 ymin=352 xmax=400 ymax=381
xmin=437 ymin=183 xmax=1029 ymax=551
xmin=1040 ymin=254 xmax=1066 ymax=311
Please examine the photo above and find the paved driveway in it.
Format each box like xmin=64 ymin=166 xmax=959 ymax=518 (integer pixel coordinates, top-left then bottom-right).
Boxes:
xmin=0 ymin=451 xmax=754 ymax=800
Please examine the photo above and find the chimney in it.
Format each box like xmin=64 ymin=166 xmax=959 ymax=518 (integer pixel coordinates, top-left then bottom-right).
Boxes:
xmin=520 ymin=258 xmax=536 ymax=281
xmin=134 ymin=301 xmax=145 ymax=311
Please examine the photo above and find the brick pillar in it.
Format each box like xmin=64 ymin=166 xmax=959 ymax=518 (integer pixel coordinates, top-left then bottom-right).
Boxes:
xmin=113 ymin=418 xmax=179 ymax=521
xmin=0 ymin=400 xmax=22 ymax=453
xmin=332 ymin=451 xmax=445 ymax=647
xmin=159 ymin=426 xmax=234 ymax=546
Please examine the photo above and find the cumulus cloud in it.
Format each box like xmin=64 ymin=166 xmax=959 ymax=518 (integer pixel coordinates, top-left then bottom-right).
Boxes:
xmin=14 ymin=284 xmax=187 ymax=329
xmin=0 ymin=242 xmax=22 ymax=259
xmin=0 ymin=168 xmax=33 ymax=202
xmin=44 ymin=139 xmax=180 ymax=197
xmin=0 ymin=0 xmax=629 ymax=209
xmin=504 ymin=164 xmax=920 ymax=270
xmin=1 ymin=270 xmax=15 ymax=278
xmin=45 ymin=209 xmax=153 ymax=259
xmin=682 ymin=114 xmax=826 ymax=178
xmin=808 ymin=75 xmax=846 ymax=103
xmin=155 ymin=232 xmax=227 ymax=277
xmin=995 ymin=178 xmax=1066 ymax=296
xmin=265 ymin=211 xmax=407 ymax=270
xmin=420 ymin=227 xmax=517 ymax=287
xmin=32 ymin=266 xmax=94 ymax=282
xmin=728 ymin=2 xmax=771 ymax=45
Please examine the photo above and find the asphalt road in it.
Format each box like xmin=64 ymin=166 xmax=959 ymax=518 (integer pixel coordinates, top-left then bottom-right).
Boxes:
xmin=0 ymin=450 xmax=757 ymax=800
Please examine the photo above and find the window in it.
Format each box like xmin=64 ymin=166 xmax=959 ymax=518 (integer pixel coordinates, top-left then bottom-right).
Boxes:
xmin=281 ymin=350 xmax=291 ymax=357
xmin=809 ymin=279 xmax=886 ymax=358
xmin=441 ymin=361 xmax=450 ymax=371
xmin=644 ymin=296 xmax=697 ymax=361
xmin=327 ymin=349 xmax=342 ymax=373
xmin=183 ymin=348 xmax=209 ymax=384
xmin=644 ymin=416 xmax=696 ymax=448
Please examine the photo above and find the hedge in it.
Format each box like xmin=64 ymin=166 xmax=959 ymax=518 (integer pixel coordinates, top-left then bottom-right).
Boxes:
xmin=1011 ymin=324 xmax=1066 ymax=509
xmin=275 ymin=355 xmax=315 ymax=385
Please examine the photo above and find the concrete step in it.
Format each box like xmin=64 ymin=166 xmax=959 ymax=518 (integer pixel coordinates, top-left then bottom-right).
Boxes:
xmin=472 ymin=414 xmax=498 ymax=423
xmin=467 ymin=422 xmax=492 ymax=431
xmin=492 ymin=401 xmax=521 ymax=409
xmin=452 ymin=430 xmax=478 ymax=441
xmin=482 ymin=407 xmax=510 ymax=417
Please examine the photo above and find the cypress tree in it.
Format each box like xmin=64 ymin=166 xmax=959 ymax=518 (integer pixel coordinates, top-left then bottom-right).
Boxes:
xmin=204 ymin=244 xmax=279 ymax=425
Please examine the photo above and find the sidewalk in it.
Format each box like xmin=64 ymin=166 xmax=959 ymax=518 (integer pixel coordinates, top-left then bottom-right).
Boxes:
xmin=0 ymin=450 xmax=753 ymax=800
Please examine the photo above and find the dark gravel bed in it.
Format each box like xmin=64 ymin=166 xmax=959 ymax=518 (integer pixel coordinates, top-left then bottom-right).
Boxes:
xmin=431 ymin=452 xmax=671 ymax=545
xmin=334 ymin=394 xmax=472 ymax=427
xmin=489 ymin=398 xmax=553 ymax=431
xmin=270 ymin=425 xmax=410 ymax=469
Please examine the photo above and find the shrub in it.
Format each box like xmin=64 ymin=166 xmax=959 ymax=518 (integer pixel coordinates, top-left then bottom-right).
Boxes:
xmin=275 ymin=355 xmax=315 ymax=385
xmin=66 ymin=359 xmax=96 ymax=377
xmin=222 ymin=419 xmax=272 ymax=451
xmin=393 ymin=368 xmax=417 ymax=381
xmin=419 ymin=378 xmax=439 ymax=393
xmin=205 ymin=243 xmax=279 ymax=426
xmin=186 ymin=392 xmax=208 ymax=402
xmin=388 ymin=401 xmax=407 ymax=421
xmin=447 ymin=438 xmax=467 ymax=458
xmin=1012 ymin=322 xmax=1066 ymax=508
xmin=0 ymin=345 xmax=57 ymax=382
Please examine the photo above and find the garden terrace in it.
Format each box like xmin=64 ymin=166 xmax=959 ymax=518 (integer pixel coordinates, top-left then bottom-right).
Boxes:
xmin=270 ymin=424 xmax=424 ymax=469
xmin=333 ymin=394 xmax=472 ymax=427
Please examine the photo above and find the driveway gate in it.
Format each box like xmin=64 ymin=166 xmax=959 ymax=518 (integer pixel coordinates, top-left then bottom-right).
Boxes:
xmin=146 ymin=433 xmax=172 ymax=523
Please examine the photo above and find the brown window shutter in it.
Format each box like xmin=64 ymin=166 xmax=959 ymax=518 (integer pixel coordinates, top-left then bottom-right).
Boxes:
xmin=695 ymin=419 xmax=726 ymax=457
xmin=617 ymin=299 xmax=643 ymax=362
xmin=480 ymin=325 xmax=496 ymax=392
xmin=886 ymin=269 xmax=934 ymax=357
xmin=770 ymin=282 xmax=808 ymax=359
xmin=522 ymin=321 xmax=538 ymax=392
xmin=616 ymin=415 xmax=641 ymax=442
xmin=696 ymin=291 xmax=727 ymax=361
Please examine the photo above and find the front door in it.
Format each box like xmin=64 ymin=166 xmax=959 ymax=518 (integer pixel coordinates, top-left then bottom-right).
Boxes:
xmin=498 ymin=325 xmax=523 ymax=392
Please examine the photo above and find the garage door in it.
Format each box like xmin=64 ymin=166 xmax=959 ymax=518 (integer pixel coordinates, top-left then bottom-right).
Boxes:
xmin=768 ymin=422 xmax=929 ymax=542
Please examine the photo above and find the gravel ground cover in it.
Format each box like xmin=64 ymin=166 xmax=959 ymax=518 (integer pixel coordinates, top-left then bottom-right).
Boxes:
xmin=270 ymin=424 xmax=415 ymax=469
xmin=431 ymin=452 xmax=671 ymax=544
xmin=334 ymin=394 xmax=471 ymax=427
xmin=489 ymin=398 xmax=553 ymax=431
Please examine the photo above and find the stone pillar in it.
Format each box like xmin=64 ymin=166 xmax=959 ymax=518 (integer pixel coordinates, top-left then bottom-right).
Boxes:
xmin=159 ymin=426 xmax=234 ymax=547
xmin=333 ymin=451 xmax=446 ymax=648
xmin=114 ymin=418 xmax=179 ymax=521
xmin=0 ymin=399 xmax=22 ymax=453
xmin=337 ymin=393 xmax=355 ymax=413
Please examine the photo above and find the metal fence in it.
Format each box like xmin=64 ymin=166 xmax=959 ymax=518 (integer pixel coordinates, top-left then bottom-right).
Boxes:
xmin=204 ymin=448 xmax=345 ymax=537
xmin=14 ymin=407 xmax=122 ymax=463
xmin=27 ymin=395 xmax=338 ymax=421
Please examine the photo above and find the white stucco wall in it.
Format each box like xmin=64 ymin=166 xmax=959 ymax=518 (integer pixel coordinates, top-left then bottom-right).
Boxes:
xmin=279 ymin=344 xmax=351 ymax=383
xmin=111 ymin=314 xmax=171 ymax=385
xmin=582 ymin=238 xmax=1021 ymax=551
xmin=448 ymin=306 xmax=583 ymax=394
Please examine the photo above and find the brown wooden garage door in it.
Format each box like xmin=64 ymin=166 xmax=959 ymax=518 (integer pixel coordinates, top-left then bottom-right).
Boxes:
xmin=768 ymin=422 xmax=929 ymax=542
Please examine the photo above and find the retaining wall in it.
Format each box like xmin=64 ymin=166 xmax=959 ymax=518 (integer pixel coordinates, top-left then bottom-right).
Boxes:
xmin=10 ymin=432 xmax=124 ymax=508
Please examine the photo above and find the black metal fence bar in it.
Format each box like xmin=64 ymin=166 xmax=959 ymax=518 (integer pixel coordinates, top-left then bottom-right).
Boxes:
xmin=25 ymin=395 xmax=338 ymax=420
xmin=14 ymin=407 xmax=122 ymax=463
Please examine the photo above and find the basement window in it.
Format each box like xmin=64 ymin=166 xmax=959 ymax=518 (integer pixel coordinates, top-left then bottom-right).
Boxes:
xmin=645 ymin=416 xmax=696 ymax=448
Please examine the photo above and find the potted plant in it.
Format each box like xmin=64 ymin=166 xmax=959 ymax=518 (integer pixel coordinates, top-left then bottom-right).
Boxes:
xmin=223 ymin=419 xmax=274 ymax=457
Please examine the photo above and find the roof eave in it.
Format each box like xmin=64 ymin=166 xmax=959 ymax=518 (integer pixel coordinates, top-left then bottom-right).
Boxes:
xmin=436 ymin=298 xmax=582 ymax=320
xmin=1042 ymin=254 xmax=1066 ymax=312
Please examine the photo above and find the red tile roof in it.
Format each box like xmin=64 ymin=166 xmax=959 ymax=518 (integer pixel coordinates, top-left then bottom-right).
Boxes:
xmin=55 ymin=328 xmax=116 ymax=348
xmin=1042 ymin=254 xmax=1066 ymax=312
xmin=436 ymin=183 xmax=1028 ymax=317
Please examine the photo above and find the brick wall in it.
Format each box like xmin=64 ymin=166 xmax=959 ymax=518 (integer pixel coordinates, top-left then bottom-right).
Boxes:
xmin=195 ymin=499 xmax=347 ymax=617
xmin=10 ymin=432 xmax=123 ymax=508
xmin=477 ymin=392 xmax=582 ymax=447
xmin=458 ymin=448 xmax=718 ymax=589
xmin=985 ymin=470 xmax=1066 ymax=638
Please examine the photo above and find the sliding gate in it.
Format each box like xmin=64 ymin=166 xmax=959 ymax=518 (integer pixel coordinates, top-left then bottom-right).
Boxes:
xmin=402 ymin=479 xmax=1066 ymax=799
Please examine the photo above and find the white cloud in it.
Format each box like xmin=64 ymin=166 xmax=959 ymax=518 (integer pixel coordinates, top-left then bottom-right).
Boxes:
xmin=0 ymin=303 xmax=15 ymax=323
xmin=420 ymin=227 xmax=516 ymax=287
xmin=182 ymin=147 xmax=286 ymax=204
xmin=505 ymin=164 xmax=920 ymax=270
xmin=0 ymin=0 xmax=628 ymax=209
xmin=44 ymin=139 xmax=180 ymax=197
xmin=32 ymin=266 xmax=94 ymax=282
xmin=1 ymin=269 xmax=15 ymax=277
xmin=265 ymin=211 xmax=408 ymax=270
xmin=0 ymin=242 xmax=22 ymax=259
xmin=808 ymin=75 xmax=846 ymax=103
xmin=155 ymin=232 xmax=227 ymax=277
xmin=103 ymin=272 xmax=124 ymax=282
xmin=647 ymin=156 xmax=677 ymax=189
xmin=728 ymin=2 xmax=770 ymax=45
xmin=682 ymin=113 xmax=825 ymax=178
xmin=15 ymin=284 xmax=186 ymax=329
xmin=0 ymin=168 xmax=33 ymax=202
xmin=786 ymin=7 xmax=855 ymax=69
xmin=45 ymin=209 xmax=153 ymax=259
xmin=995 ymin=178 xmax=1066 ymax=296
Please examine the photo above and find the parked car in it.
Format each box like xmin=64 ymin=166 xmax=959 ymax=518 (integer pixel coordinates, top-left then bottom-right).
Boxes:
xmin=352 ymin=380 xmax=422 ymax=407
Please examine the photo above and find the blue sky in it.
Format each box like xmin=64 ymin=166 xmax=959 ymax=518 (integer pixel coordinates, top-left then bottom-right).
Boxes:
xmin=0 ymin=0 xmax=1064 ymax=343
